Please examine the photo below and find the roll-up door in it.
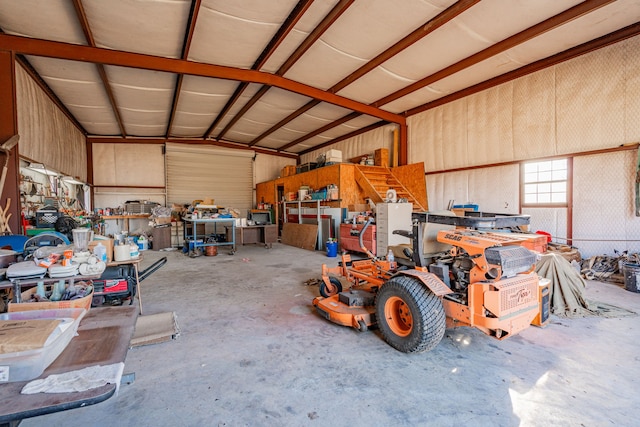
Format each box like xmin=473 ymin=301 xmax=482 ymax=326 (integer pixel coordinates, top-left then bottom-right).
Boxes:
xmin=165 ymin=143 xmax=254 ymax=210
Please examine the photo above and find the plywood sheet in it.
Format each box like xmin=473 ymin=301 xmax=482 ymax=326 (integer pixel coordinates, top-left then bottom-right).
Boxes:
xmin=281 ymin=223 xmax=317 ymax=251
xmin=391 ymin=163 xmax=428 ymax=210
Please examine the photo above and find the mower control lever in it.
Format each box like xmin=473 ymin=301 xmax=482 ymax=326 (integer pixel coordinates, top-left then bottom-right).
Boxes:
xmin=392 ymin=229 xmax=414 ymax=239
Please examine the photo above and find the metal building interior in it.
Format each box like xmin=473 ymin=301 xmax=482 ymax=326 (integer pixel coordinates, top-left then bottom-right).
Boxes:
xmin=0 ymin=1 xmax=639 ymax=426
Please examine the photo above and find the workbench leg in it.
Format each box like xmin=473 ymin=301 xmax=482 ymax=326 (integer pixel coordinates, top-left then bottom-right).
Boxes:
xmin=134 ymin=264 xmax=142 ymax=315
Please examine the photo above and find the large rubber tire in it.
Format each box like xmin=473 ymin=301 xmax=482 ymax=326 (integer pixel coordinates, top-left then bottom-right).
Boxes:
xmin=319 ymin=277 xmax=343 ymax=298
xmin=375 ymin=275 xmax=446 ymax=353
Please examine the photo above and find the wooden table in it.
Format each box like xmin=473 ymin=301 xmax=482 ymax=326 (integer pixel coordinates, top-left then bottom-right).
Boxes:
xmin=100 ymin=214 xmax=150 ymax=233
xmin=0 ymin=306 xmax=137 ymax=425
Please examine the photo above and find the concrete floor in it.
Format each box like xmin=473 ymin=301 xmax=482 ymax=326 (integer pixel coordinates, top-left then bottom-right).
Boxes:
xmin=21 ymin=244 xmax=640 ymax=427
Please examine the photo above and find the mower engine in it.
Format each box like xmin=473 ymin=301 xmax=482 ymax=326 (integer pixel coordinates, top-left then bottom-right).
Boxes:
xmin=432 ymin=230 xmax=540 ymax=337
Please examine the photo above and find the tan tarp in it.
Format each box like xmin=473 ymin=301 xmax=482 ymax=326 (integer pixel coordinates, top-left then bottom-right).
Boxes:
xmin=536 ymin=252 xmax=636 ymax=318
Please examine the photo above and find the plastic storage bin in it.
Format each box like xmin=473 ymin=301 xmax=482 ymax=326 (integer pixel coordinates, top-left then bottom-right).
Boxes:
xmin=0 ymin=308 xmax=86 ymax=382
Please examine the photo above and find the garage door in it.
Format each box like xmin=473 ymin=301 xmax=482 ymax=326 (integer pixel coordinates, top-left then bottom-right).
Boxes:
xmin=165 ymin=143 xmax=254 ymax=211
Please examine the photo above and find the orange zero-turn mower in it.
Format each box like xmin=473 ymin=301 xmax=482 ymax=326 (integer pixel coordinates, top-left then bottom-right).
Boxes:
xmin=312 ymin=212 xmax=541 ymax=353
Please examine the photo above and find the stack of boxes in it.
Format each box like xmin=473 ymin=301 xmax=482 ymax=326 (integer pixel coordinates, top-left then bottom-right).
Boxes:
xmin=325 ymin=149 xmax=342 ymax=164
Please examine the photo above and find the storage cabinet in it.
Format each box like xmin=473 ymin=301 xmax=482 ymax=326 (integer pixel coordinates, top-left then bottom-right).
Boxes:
xmin=340 ymin=223 xmax=376 ymax=255
xmin=375 ymin=203 xmax=413 ymax=257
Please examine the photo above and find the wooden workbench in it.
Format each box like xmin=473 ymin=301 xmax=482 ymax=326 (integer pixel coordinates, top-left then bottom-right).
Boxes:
xmin=0 ymin=306 xmax=137 ymax=425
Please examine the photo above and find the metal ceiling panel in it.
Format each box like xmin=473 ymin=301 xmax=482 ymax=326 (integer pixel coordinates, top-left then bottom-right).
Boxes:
xmin=171 ymin=75 xmax=239 ymax=137
xmin=259 ymin=0 xmax=341 ymax=73
xmin=25 ymin=56 xmax=120 ymax=135
xmin=104 ymin=65 xmax=176 ymax=137
xmin=283 ymin=0 xmax=456 ymax=90
xmin=208 ymin=83 xmax=266 ymax=137
xmin=382 ymin=0 xmax=640 ymax=113
xmin=0 ymin=0 xmax=86 ymax=44
xmin=188 ymin=0 xmax=300 ymax=68
xmin=81 ymin=0 xmax=191 ymax=58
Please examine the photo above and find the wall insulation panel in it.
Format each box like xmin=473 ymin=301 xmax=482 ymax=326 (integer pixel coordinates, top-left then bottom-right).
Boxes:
xmin=300 ymin=124 xmax=395 ymax=165
xmin=255 ymin=153 xmax=295 ymax=184
xmin=426 ymin=164 xmax=519 ymax=214
xmin=513 ymin=67 xmax=556 ymax=159
xmin=165 ymin=143 xmax=253 ymax=211
xmin=466 ymin=84 xmax=514 ymax=165
xmin=522 ymin=207 xmax=567 ymax=243
xmin=15 ymin=63 xmax=86 ymax=180
xmin=573 ymin=150 xmax=640 ymax=258
xmin=555 ymin=40 xmax=626 ymax=154
xmin=92 ymin=143 xmax=165 ymax=210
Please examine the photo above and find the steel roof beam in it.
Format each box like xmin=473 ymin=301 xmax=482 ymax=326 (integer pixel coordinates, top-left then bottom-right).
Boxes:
xmin=72 ymin=0 xmax=127 ymax=137
xmin=0 ymin=34 xmax=404 ymax=124
xmin=203 ymin=0 xmax=315 ymax=140
xmin=267 ymin=0 xmax=478 ymax=150
xmin=214 ymin=0 xmax=354 ymax=141
xmin=166 ymin=0 xmax=202 ymax=138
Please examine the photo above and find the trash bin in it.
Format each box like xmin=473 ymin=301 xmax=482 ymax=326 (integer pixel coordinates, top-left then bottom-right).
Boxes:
xmin=326 ymin=240 xmax=338 ymax=257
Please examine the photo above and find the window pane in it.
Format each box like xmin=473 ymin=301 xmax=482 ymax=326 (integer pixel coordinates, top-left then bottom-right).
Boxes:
xmin=538 ymin=182 xmax=551 ymax=193
xmin=538 ymin=171 xmax=552 ymax=181
xmin=552 ymin=169 xmax=567 ymax=181
xmin=538 ymin=161 xmax=552 ymax=172
xmin=552 ymin=159 xmax=567 ymax=170
xmin=551 ymin=192 xmax=566 ymax=203
xmin=522 ymin=158 xmax=568 ymax=206
xmin=525 ymin=183 xmax=537 ymax=194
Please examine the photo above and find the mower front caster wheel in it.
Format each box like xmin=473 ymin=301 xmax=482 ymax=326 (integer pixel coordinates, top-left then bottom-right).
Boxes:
xmin=319 ymin=277 xmax=343 ymax=298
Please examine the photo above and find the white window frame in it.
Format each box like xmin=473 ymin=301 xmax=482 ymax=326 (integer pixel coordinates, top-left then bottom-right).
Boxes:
xmin=521 ymin=159 xmax=569 ymax=207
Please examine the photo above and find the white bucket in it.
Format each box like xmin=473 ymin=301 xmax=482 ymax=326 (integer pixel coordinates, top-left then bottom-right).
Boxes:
xmin=114 ymin=244 xmax=131 ymax=262
xmin=298 ymin=189 xmax=308 ymax=200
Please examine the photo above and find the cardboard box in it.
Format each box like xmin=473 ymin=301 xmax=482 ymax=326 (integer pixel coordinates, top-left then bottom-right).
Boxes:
xmin=374 ymin=148 xmax=389 ymax=167
xmin=325 ymin=149 xmax=342 ymax=159
xmin=348 ymin=204 xmax=369 ymax=212
xmin=154 ymin=216 xmax=172 ymax=225
xmin=88 ymin=236 xmax=114 ymax=262
xmin=9 ymin=285 xmax=93 ymax=313
xmin=281 ymin=165 xmax=296 ymax=177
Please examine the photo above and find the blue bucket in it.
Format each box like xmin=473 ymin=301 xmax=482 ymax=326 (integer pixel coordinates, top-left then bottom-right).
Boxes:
xmin=326 ymin=241 xmax=338 ymax=257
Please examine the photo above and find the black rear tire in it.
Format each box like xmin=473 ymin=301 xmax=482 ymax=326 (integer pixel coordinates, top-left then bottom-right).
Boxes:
xmin=375 ymin=275 xmax=446 ymax=353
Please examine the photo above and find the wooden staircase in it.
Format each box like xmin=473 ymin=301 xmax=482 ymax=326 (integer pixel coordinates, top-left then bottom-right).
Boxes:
xmin=354 ymin=165 xmax=427 ymax=211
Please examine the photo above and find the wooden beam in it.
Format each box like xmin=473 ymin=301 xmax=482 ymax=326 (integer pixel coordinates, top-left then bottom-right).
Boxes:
xmin=374 ymin=0 xmax=615 ymax=107
xmin=0 ymin=34 xmax=404 ymax=124
xmin=215 ymin=0 xmax=354 ymax=140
